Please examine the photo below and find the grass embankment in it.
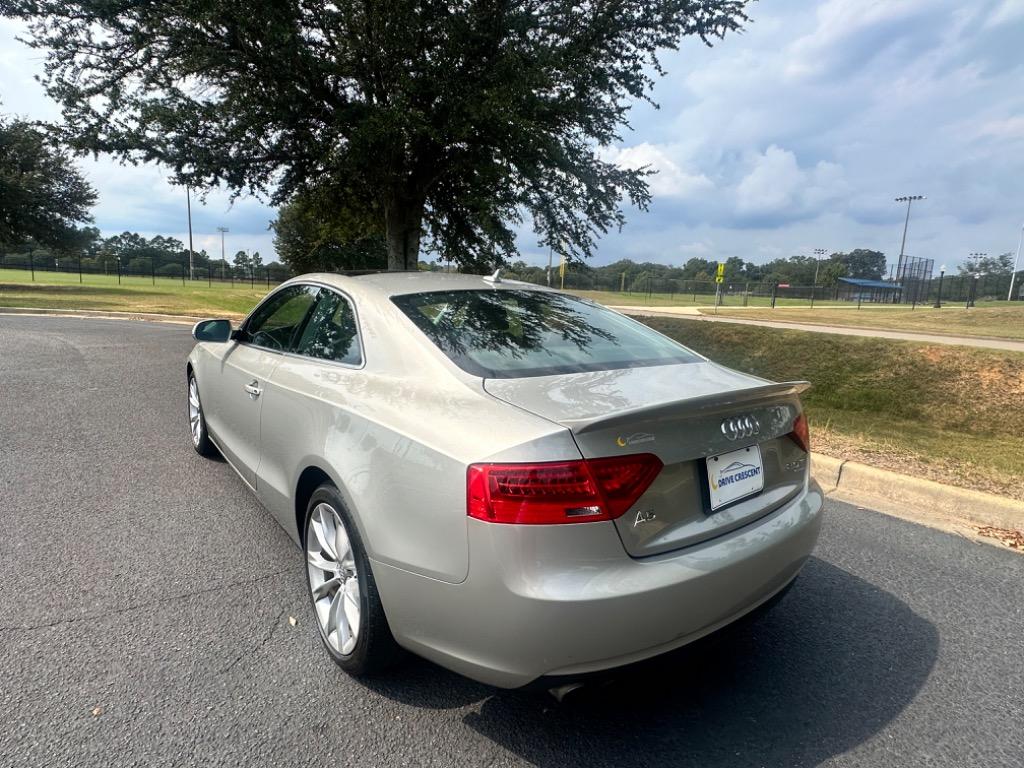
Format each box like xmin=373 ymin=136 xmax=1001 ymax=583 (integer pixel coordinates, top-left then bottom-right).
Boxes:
xmin=642 ymin=316 xmax=1024 ymax=501
xmin=0 ymin=269 xmax=266 ymax=319
xmin=702 ymin=305 xmax=1024 ymax=342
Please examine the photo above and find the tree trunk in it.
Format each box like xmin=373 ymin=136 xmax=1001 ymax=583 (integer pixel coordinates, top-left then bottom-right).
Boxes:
xmin=384 ymin=195 xmax=425 ymax=271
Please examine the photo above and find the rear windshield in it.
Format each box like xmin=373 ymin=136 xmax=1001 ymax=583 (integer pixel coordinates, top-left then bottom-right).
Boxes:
xmin=392 ymin=289 xmax=700 ymax=378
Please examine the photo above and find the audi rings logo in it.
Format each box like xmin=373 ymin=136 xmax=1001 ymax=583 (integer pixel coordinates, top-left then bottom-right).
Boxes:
xmin=721 ymin=415 xmax=760 ymax=441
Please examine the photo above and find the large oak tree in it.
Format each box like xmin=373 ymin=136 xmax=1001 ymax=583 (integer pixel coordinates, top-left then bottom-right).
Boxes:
xmin=3 ymin=0 xmax=749 ymax=270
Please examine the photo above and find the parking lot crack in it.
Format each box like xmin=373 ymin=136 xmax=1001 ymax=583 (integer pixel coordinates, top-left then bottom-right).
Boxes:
xmin=0 ymin=568 xmax=291 ymax=635
xmin=220 ymin=605 xmax=289 ymax=674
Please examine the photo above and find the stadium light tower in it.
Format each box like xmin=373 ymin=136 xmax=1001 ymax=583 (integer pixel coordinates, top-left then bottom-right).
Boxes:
xmin=894 ymin=195 xmax=925 ymax=262
xmin=217 ymin=226 xmax=229 ymax=280
xmin=812 ymin=248 xmax=827 ymax=286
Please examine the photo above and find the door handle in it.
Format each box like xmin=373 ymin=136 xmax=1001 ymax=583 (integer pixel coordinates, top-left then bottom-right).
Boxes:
xmin=244 ymin=381 xmax=263 ymax=399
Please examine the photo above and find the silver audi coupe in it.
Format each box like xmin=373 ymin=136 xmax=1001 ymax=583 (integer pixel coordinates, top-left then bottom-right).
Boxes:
xmin=186 ymin=271 xmax=823 ymax=688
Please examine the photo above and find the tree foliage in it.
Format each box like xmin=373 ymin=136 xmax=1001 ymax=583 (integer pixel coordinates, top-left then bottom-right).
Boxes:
xmin=958 ymin=252 xmax=1014 ymax=276
xmin=272 ymin=189 xmax=387 ymax=274
xmin=843 ymin=249 xmax=886 ymax=280
xmin=0 ymin=115 xmax=96 ymax=249
xmin=502 ymin=249 xmax=890 ymax=289
xmin=3 ymin=0 xmax=750 ymax=270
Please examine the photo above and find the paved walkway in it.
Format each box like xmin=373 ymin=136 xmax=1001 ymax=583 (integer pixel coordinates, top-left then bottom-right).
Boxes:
xmin=612 ymin=305 xmax=1024 ymax=353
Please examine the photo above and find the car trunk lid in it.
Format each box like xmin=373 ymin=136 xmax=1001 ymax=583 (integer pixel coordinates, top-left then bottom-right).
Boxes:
xmin=483 ymin=363 xmax=810 ymax=556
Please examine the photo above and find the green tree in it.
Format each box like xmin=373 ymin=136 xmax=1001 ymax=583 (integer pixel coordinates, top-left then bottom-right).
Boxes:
xmin=0 ymin=116 xmax=96 ymax=249
xmin=819 ymin=256 xmax=848 ymax=286
xmin=232 ymin=250 xmax=251 ymax=278
xmin=842 ymin=249 xmax=886 ymax=280
xmin=272 ymin=191 xmax=386 ymax=274
xmin=959 ymin=252 xmax=1013 ymax=276
xmin=5 ymin=1 xmax=750 ymax=270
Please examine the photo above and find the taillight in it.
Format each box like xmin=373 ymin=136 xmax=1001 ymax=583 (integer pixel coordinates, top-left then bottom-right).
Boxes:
xmin=789 ymin=412 xmax=810 ymax=453
xmin=467 ymin=454 xmax=663 ymax=525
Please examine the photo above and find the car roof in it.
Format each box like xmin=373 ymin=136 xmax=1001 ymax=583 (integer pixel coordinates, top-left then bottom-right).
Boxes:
xmin=292 ymin=270 xmax=553 ymax=298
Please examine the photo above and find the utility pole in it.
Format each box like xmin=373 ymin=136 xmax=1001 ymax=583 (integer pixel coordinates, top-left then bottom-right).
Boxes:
xmin=1008 ymin=224 xmax=1024 ymax=302
xmin=217 ymin=226 xmax=229 ymax=281
xmin=186 ymin=186 xmax=195 ymax=280
xmin=546 ymin=246 xmax=553 ymax=287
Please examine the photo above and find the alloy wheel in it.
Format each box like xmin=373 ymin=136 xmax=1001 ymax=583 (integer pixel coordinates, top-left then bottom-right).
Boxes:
xmin=306 ymin=503 xmax=361 ymax=655
xmin=188 ymin=376 xmax=202 ymax=446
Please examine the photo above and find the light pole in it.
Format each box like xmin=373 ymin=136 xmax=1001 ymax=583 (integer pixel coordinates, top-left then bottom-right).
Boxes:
xmin=895 ymin=195 xmax=925 ymax=304
xmin=217 ymin=226 xmax=229 ymax=281
xmin=810 ymin=248 xmax=827 ymax=308
xmin=895 ymin=195 xmax=925 ymax=261
xmin=966 ymin=254 xmax=986 ymax=309
xmin=186 ymin=186 xmax=195 ymax=281
xmin=933 ymin=264 xmax=945 ymax=308
xmin=1008 ymin=224 xmax=1024 ymax=302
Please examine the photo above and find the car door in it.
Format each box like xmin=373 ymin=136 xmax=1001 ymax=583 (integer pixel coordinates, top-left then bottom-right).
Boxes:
xmin=254 ymin=286 xmax=365 ymax=529
xmin=209 ymin=284 xmax=320 ymax=487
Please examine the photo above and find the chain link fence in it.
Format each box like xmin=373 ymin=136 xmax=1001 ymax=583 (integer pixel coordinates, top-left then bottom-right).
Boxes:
xmin=504 ymin=269 xmax=1023 ymax=307
xmin=0 ymin=258 xmax=289 ymax=289
xmin=3 ymin=257 xmax=1020 ymax=307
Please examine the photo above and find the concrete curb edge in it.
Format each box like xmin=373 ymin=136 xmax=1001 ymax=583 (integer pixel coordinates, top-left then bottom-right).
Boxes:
xmin=811 ymin=452 xmax=1024 ymax=533
xmin=0 ymin=306 xmax=208 ymax=325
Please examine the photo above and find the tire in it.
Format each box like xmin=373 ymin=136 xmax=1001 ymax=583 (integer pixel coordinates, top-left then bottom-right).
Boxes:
xmin=303 ymin=483 xmax=402 ymax=676
xmin=187 ymin=371 xmax=217 ymax=457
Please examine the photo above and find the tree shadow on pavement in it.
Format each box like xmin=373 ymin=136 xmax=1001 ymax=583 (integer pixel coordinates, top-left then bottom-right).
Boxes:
xmin=364 ymin=556 xmax=938 ymax=767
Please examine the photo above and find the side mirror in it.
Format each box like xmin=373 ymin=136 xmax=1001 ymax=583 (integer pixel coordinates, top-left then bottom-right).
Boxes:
xmin=192 ymin=319 xmax=232 ymax=343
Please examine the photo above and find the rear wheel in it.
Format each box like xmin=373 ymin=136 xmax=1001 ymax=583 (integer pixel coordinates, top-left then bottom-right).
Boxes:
xmin=303 ymin=484 xmax=401 ymax=675
xmin=187 ymin=372 xmax=216 ymax=457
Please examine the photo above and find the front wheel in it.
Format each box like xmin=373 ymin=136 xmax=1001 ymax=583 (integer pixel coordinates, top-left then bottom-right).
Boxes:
xmin=303 ymin=484 xmax=402 ymax=675
xmin=187 ymin=372 xmax=217 ymax=457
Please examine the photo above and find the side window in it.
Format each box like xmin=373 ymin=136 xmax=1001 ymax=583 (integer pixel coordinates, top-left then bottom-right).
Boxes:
xmin=293 ymin=289 xmax=362 ymax=365
xmin=243 ymin=285 xmax=320 ymax=351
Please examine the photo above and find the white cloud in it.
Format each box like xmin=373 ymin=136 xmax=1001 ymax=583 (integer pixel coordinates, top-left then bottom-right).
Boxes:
xmin=735 ymin=145 xmax=847 ymax=220
xmin=784 ymin=0 xmax=940 ymax=80
xmin=604 ymin=143 xmax=713 ymax=198
xmin=976 ymin=115 xmax=1024 ymax=140
xmin=985 ymin=0 xmax=1024 ymax=27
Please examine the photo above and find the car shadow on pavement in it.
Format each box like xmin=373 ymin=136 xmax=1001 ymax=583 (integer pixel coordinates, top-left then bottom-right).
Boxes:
xmin=367 ymin=556 xmax=939 ymax=767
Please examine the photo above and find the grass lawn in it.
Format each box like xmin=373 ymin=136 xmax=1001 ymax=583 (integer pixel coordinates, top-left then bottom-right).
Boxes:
xmin=641 ymin=316 xmax=1024 ymax=501
xmin=701 ymin=304 xmax=1024 ymax=342
xmin=0 ymin=269 xmax=268 ymax=319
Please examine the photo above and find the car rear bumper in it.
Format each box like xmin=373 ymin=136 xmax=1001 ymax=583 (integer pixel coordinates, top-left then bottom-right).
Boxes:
xmin=372 ymin=481 xmax=824 ymax=688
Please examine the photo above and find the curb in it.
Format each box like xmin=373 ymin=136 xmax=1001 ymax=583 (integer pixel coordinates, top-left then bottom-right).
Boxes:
xmin=811 ymin=452 xmax=1024 ymax=534
xmin=0 ymin=306 xmax=208 ymax=325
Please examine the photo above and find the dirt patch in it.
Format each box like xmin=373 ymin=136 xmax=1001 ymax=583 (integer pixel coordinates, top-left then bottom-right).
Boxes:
xmin=976 ymin=526 xmax=1024 ymax=551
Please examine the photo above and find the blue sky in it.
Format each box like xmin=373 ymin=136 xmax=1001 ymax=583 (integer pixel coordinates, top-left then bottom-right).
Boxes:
xmin=3 ymin=0 xmax=1024 ymax=271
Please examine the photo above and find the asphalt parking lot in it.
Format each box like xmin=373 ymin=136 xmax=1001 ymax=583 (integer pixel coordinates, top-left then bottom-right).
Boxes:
xmin=2 ymin=315 xmax=1023 ymax=768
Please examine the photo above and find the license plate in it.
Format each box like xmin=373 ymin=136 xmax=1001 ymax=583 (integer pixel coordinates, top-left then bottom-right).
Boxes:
xmin=706 ymin=445 xmax=764 ymax=511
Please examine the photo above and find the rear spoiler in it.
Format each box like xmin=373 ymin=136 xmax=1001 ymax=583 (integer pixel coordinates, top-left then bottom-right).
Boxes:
xmin=568 ymin=381 xmax=811 ymax=434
